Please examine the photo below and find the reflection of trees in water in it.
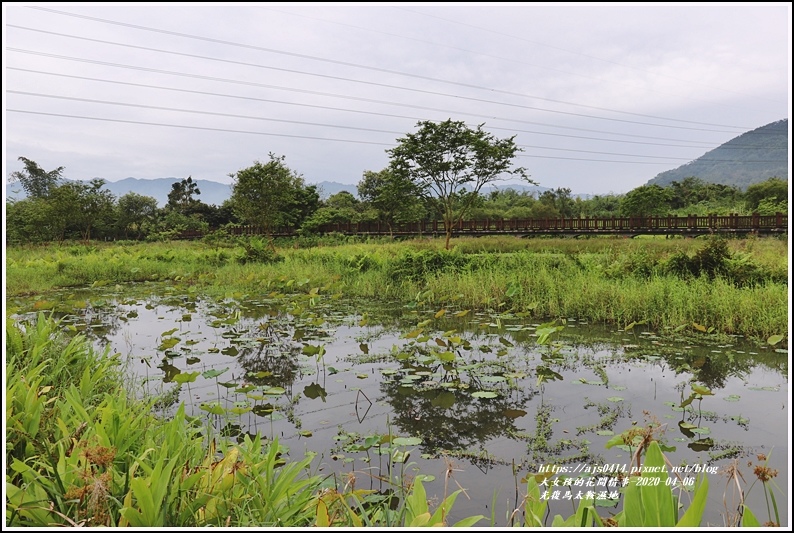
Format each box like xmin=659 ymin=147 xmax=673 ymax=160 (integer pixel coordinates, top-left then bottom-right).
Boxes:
xmin=235 ymin=340 xmax=303 ymax=398
xmin=379 ymin=368 xmax=537 ymax=454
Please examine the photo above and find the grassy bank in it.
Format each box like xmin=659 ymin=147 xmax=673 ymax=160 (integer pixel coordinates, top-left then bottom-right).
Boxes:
xmin=5 ymin=235 xmax=788 ymax=340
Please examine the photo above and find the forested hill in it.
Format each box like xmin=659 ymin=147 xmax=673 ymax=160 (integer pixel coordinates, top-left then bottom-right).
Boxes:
xmin=646 ymin=119 xmax=788 ymax=190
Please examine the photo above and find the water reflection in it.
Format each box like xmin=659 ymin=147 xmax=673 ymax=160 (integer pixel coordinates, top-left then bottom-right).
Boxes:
xmin=380 ymin=378 xmax=537 ymax=453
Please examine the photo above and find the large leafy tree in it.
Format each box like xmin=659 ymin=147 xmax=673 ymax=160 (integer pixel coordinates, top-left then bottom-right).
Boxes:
xmin=357 ymin=168 xmax=423 ymax=235
xmin=8 ymin=156 xmax=64 ymax=199
xmin=744 ymin=177 xmax=788 ymax=211
xmin=49 ymin=179 xmax=116 ymax=243
xmin=388 ymin=120 xmax=532 ymax=248
xmin=117 ymin=192 xmax=159 ymax=239
xmin=229 ymin=153 xmax=315 ymax=245
xmin=619 ymin=184 xmax=672 ymax=217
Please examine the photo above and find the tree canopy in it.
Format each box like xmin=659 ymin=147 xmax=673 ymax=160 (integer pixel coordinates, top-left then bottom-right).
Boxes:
xmin=9 ymin=156 xmax=64 ymax=199
xmin=388 ymin=119 xmax=533 ymax=248
xmin=229 ymin=154 xmax=316 ymax=244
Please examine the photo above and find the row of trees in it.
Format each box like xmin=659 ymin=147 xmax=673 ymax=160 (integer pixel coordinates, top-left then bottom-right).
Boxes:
xmin=6 ymin=120 xmax=789 ymax=247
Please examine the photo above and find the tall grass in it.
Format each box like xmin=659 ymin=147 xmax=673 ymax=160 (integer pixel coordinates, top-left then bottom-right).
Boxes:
xmin=6 ymin=236 xmax=788 ymax=340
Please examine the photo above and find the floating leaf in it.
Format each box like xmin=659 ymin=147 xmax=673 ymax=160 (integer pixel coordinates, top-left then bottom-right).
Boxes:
xmin=723 ymin=394 xmax=741 ymax=402
xmin=157 ymin=338 xmax=180 ymax=350
xmin=404 ymin=328 xmax=423 ymax=339
xmin=357 ymin=374 xmax=368 ymax=379
xmin=454 ymin=309 xmax=470 ymax=318
xmin=298 ymin=430 xmax=313 ymax=437
xmin=202 ymin=367 xmax=229 ymax=380
xmin=472 ymin=391 xmax=498 ymax=399
xmin=434 ymin=309 xmax=446 ymax=319
xmin=596 ymin=430 xmax=614 ymax=436
xmin=221 ymin=346 xmax=239 ymax=356
xmin=199 ymin=402 xmax=225 ymax=415
xmin=303 ymin=383 xmax=328 ymax=401
xmin=252 ymin=404 xmax=275 ymax=416
xmin=172 ymin=371 xmax=200 ymax=384
xmin=767 ymin=334 xmax=784 ymax=346
xmin=263 ymin=386 xmax=286 ymax=395
xmin=393 ymin=437 xmax=422 ymax=446
xmin=691 ymin=383 xmax=714 ymax=396
xmin=606 ymin=396 xmax=623 ymax=403
xmin=161 ymin=328 xmax=178 ymax=337
xmin=503 ymin=409 xmax=527 ymax=419
xmin=359 ymin=343 xmax=369 ymax=354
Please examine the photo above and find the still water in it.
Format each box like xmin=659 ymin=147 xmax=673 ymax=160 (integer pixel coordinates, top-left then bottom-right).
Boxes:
xmin=10 ymin=282 xmax=789 ymax=526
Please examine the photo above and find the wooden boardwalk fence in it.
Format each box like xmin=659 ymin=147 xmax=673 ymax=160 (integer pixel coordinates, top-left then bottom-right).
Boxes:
xmin=178 ymin=212 xmax=788 ymax=240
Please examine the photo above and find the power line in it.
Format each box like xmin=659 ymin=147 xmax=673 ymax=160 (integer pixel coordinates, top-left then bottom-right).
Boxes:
xmin=13 ymin=13 xmax=754 ymax=131
xmin=6 ymin=109 xmax=394 ymax=146
xmin=8 ymin=90 xmax=406 ymax=136
xmin=9 ymin=67 xmax=736 ymax=148
xmin=6 ymin=48 xmax=752 ymax=137
xmin=5 ymin=90 xmax=712 ymax=158
xmin=8 ymin=109 xmax=786 ymax=165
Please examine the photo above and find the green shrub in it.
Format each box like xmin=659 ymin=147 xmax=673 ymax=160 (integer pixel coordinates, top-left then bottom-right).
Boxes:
xmin=386 ymin=249 xmax=469 ymax=282
xmin=236 ymin=237 xmax=284 ymax=265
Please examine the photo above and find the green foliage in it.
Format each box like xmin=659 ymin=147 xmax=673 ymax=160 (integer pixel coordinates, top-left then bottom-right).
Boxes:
xmin=166 ymin=175 xmax=201 ymax=212
xmin=662 ymin=237 xmax=778 ymax=287
xmin=388 ymin=119 xmax=533 ymax=248
xmin=8 ymin=156 xmax=65 ymax=199
xmin=619 ymin=184 xmax=672 ymax=216
xmin=745 ymin=177 xmax=789 ymax=211
xmin=5 ymin=314 xmax=327 ymax=527
xmin=357 ymin=168 xmax=425 ymax=232
xmin=229 ymin=153 xmax=317 ymax=236
xmin=387 ymin=249 xmax=470 ymax=282
xmin=236 ymin=236 xmax=284 ymax=265
xmin=116 ymin=192 xmax=158 ymax=240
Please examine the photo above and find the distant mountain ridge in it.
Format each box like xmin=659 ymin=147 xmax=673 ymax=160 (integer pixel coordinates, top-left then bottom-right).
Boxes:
xmin=646 ymin=119 xmax=789 ymax=190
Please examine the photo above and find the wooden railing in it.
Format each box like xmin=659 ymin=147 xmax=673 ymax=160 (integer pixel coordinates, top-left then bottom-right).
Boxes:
xmin=177 ymin=212 xmax=788 ymax=240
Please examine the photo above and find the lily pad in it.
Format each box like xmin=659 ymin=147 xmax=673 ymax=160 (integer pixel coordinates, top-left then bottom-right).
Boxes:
xmin=393 ymin=436 xmax=423 ymax=446
xmin=472 ymin=391 xmax=498 ymax=399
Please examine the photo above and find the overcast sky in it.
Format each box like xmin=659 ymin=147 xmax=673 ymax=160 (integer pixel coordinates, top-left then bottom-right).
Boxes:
xmin=3 ymin=2 xmax=791 ymax=196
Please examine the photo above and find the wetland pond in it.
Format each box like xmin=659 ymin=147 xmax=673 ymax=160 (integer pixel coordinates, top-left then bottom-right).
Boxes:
xmin=10 ymin=281 xmax=788 ymax=527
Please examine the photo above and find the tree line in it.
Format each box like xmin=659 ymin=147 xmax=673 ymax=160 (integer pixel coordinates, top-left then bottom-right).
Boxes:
xmin=6 ymin=120 xmax=788 ymax=247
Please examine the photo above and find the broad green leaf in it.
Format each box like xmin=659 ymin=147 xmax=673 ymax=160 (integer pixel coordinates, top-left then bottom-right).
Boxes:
xmin=202 ymin=367 xmax=228 ymax=380
xmin=740 ymin=504 xmax=760 ymax=527
xmin=172 ymin=371 xmax=199 ymax=384
xmin=677 ymin=474 xmax=708 ymax=527
xmin=393 ymin=436 xmax=422 ymax=446
xmin=766 ymin=334 xmax=784 ymax=346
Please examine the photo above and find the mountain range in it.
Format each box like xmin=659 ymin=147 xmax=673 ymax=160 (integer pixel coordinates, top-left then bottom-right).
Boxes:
xmin=6 ymin=119 xmax=787 ymax=205
xmin=646 ymin=119 xmax=788 ymax=189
